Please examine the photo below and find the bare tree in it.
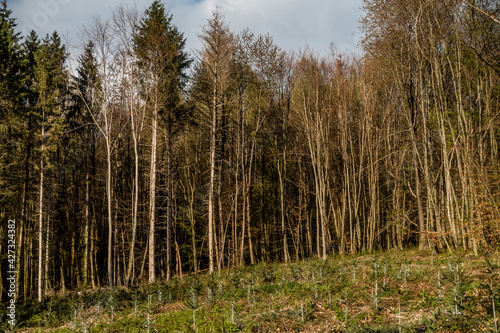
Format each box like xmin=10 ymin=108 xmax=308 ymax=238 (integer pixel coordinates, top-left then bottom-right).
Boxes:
xmin=79 ymin=16 xmax=117 ymax=289
xmin=196 ymin=10 xmax=234 ymax=273
xmin=292 ymin=51 xmax=334 ymax=260
xmin=112 ymin=4 xmax=144 ymax=286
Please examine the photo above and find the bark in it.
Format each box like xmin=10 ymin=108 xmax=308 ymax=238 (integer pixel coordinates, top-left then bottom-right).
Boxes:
xmin=126 ymin=63 xmax=140 ymax=286
xmin=148 ymin=82 xmax=158 ymax=283
xmin=83 ymin=171 xmax=89 ymax=288
xmin=106 ymin=135 xmax=113 ymax=289
xmin=38 ymin=108 xmax=44 ymax=303
xmin=167 ymin=124 xmax=173 ymax=280
xmin=278 ymin=159 xmax=289 ymax=262
xmin=44 ymin=173 xmax=51 ymax=294
xmin=208 ymin=73 xmax=217 ymax=274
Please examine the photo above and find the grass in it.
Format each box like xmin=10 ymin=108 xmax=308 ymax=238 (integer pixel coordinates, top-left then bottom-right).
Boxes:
xmin=3 ymin=249 xmax=500 ymax=332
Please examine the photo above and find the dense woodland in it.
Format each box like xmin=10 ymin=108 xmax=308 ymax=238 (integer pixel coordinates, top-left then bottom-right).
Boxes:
xmin=1 ymin=0 xmax=499 ymax=303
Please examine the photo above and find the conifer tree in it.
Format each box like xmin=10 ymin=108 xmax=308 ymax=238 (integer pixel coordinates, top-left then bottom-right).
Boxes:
xmin=0 ymin=0 xmax=25 ymax=300
xmin=72 ymin=41 xmax=100 ymax=289
xmin=16 ymin=30 xmax=39 ymax=300
xmin=0 ymin=0 xmax=23 ymax=114
xmin=34 ymin=32 xmax=67 ymax=301
xmin=134 ymin=0 xmax=190 ymax=282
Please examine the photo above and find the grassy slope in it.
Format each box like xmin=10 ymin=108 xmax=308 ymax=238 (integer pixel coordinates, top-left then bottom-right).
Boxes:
xmin=6 ymin=249 xmax=500 ymax=332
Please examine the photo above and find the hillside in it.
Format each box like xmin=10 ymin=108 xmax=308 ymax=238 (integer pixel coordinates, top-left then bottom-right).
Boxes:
xmin=6 ymin=249 xmax=500 ymax=332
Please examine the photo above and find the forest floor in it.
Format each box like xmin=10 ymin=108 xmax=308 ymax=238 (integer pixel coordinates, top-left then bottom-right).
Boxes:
xmin=6 ymin=248 xmax=500 ymax=332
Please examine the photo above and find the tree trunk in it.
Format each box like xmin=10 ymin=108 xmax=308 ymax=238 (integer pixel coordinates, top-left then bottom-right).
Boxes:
xmin=208 ymin=68 xmax=217 ymax=274
xmin=60 ymin=243 xmax=65 ymax=294
xmin=126 ymin=65 xmax=139 ymax=286
xmin=44 ymin=173 xmax=51 ymax=295
xmin=38 ymin=109 xmax=45 ymax=303
xmin=148 ymin=85 xmax=158 ymax=283
xmin=189 ymin=190 xmax=197 ymax=272
xmin=83 ymin=171 xmax=89 ymax=288
xmin=167 ymin=123 xmax=173 ymax=280
xmin=90 ymin=222 xmax=96 ymax=289
xmin=175 ymin=240 xmax=183 ymax=279
xmin=106 ymin=135 xmax=113 ymax=289
xmin=278 ymin=159 xmax=289 ymax=262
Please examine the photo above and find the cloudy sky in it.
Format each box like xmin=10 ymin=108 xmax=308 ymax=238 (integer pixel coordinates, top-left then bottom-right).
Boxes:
xmin=7 ymin=0 xmax=364 ymax=57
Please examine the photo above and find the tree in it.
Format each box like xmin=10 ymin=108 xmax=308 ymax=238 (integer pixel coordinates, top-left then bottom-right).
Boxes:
xmin=112 ymin=4 xmax=143 ymax=286
xmin=80 ymin=16 xmax=117 ymax=289
xmin=134 ymin=0 xmax=189 ymax=282
xmin=0 ymin=0 xmax=23 ymax=114
xmin=360 ymin=0 xmax=500 ymax=252
xmin=34 ymin=32 xmax=67 ymax=301
xmin=194 ymin=10 xmax=234 ymax=274
xmin=0 ymin=0 xmax=25 ymax=301
xmin=292 ymin=51 xmax=334 ymax=260
xmin=73 ymin=40 xmax=100 ymax=289
xmin=17 ymin=30 xmax=39 ymax=300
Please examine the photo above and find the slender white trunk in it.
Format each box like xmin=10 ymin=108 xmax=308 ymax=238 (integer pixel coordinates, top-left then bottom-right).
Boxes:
xmin=167 ymin=124 xmax=173 ymax=280
xmin=44 ymin=175 xmax=51 ymax=293
xmin=38 ymin=120 xmax=44 ymax=302
xmin=149 ymin=85 xmax=158 ymax=283
xmin=126 ymin=64 xmax=139 ymax=285
xmin=106 ymin=136 xmax=113 ymax=289
xmin=83 ymin=171 xmax=89 ymax=287
xmin=208 ymin=74 xmax=217 ymax=274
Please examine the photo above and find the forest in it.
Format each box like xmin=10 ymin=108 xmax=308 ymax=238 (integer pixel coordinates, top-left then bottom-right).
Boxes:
xmin=1 ymin=0 xmax=499 ymax=306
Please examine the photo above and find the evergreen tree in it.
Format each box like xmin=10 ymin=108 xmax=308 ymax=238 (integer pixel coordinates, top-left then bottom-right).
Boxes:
xmin=72 ymin=41 xmax=100 ymax=289
xmin=0 ymin=0 xmax=23 ymax=116
xmin=14 ymin=30 xmax=40 ymax=300
xmin=134 ymin=0 xmax=190 ymax=282
xmin=33 ymin=32 xmax=67 ymax=301
xmin=0 ymin=0 xmax=25 ymax=301
xmin=0 ymin=0 xmax=24 ymax=203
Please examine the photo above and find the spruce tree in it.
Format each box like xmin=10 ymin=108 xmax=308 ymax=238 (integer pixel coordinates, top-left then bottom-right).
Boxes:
xmin=72 ymin=41 xmax=100 ymax=289
xmin=134 ymin=0 xmax=190 ymax=282
xmin=34 ymin=32 xmax=67 ymax=301
xmin=0 ymin=0 xmax=25 ymax=301
xmin=0 ymin=0 xmax=23 ymax=115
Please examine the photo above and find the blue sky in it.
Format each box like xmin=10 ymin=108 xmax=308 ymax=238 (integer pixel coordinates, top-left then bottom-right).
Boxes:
xmin=7 ymin=0 xmax=363 ymax=57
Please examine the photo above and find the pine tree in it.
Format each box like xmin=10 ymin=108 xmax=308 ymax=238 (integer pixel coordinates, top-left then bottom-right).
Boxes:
xmin=16 ymin=30 xmax=40 ymax=300
xmin=34 ymin=32 xmax=67 ymax=301
xmin=0 ymin=0 xmax=25 ymax=301
xmin=134 ymin=0 xmax=190 ymax=282
xmin=72 ymin=41 xmax=100 ymax=289
xmin=0 ymin=0 xmax=23 ymax=114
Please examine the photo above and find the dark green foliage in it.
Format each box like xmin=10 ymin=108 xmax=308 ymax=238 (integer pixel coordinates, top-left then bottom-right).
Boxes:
xmin=0 ymin=0 xmax=26 ymax=219
xmin=34 ymin=31 xmax=67 ymax=142
xmin=134 ymin=0 xmax=190 ymax=120
xmin=0 ymin=0 xmax=24 ymax=115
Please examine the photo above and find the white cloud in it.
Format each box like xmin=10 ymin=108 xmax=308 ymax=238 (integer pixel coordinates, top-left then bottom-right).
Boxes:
xmin=7 ymin=0 xmax=363 ymax=56
xmin=215 ymin=0 xmax=363 ymax=54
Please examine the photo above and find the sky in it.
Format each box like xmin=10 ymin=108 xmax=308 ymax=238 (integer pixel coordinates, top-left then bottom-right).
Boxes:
xmin=7 ymin=0 xmax=364 ymax=59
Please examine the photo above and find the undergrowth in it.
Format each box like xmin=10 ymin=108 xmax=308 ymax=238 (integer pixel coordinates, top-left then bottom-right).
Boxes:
xmin=2 ymin=249 xmax=499 ymax=332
